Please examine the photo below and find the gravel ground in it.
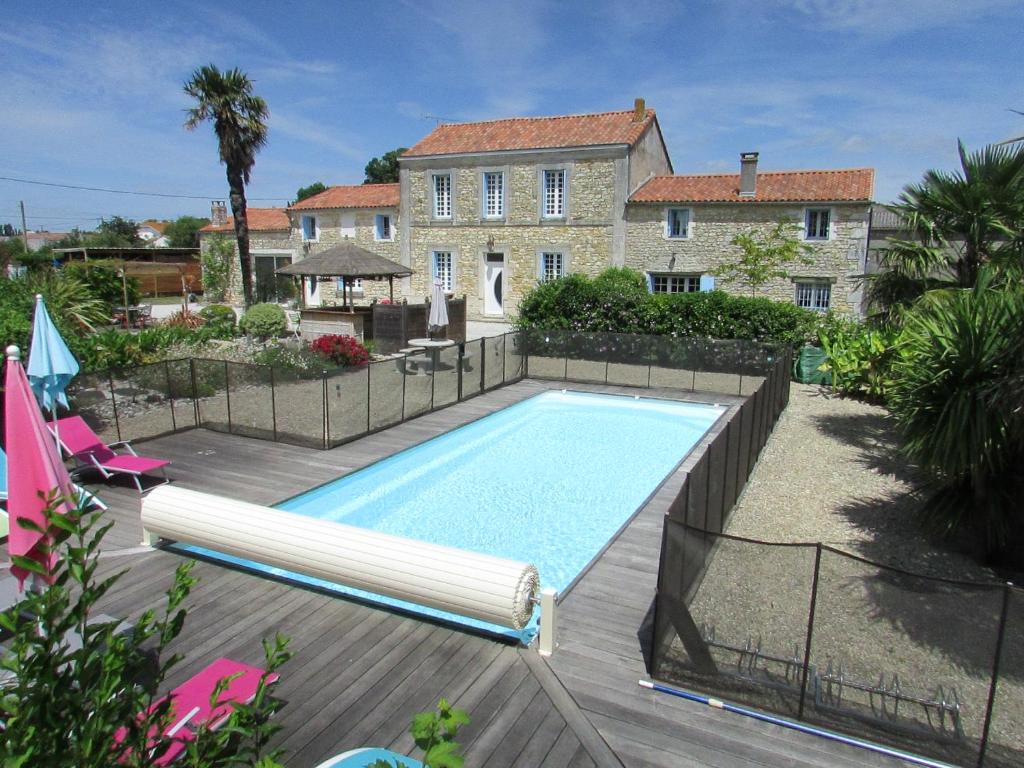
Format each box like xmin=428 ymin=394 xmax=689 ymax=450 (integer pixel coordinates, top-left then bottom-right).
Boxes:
xmin=670 ymin=384 xmax=1022 ymax=766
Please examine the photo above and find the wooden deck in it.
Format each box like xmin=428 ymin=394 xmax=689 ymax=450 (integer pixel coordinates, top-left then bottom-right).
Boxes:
xmin=78 ymin=379 xmax=911 ymax=767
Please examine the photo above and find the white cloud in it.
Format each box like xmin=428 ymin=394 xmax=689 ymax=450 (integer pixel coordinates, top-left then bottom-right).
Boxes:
xmin=772 ymin=0 xmax=1020 ymax=37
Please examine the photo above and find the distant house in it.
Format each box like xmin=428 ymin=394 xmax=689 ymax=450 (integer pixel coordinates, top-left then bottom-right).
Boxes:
xmin=13 ymin=231 xmax=71 ymax=251
xmin=137 ymin=220 xmax=170 ymax=247
xmin=625 ymin=154 xmax=874 ymax=314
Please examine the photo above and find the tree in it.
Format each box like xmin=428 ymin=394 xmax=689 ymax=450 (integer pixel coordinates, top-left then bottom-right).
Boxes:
xmin=184 ymin=65 xmax=269 ymax=308
xmin=364 ymin=148 xmax=407 ymax=184
xmin=711 ymin=220 xmax=814 ymax=296
xmin=870 ymin=140 xmax=1024 ymax=318
xmin=295 ymin=181 xmax=327 ymax=202
xmin=164 ymin=215 xmax=212 ymax=248
xmin=201 ymin=234 xmax=235 ymax=302
xmin=0 ymin=495 xmax=291 ymax=767
xmin=1 ymin=223 xmax=16 ymax=236
xmin=93 ymin=215 xmax=142 ymax=247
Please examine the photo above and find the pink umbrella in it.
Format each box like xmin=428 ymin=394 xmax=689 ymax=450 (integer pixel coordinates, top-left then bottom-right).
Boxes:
xmin=4 ymin=344 xmax=76 ymax=589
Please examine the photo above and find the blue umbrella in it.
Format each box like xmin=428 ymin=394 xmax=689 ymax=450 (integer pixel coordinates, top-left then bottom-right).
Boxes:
xmin=27 ymin=293 xmax=80 ymax=416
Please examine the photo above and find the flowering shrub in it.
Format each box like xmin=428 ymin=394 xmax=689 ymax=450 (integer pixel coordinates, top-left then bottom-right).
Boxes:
xmin=311 ymin=334 xmax=370 ymax=367
xmin=377 ymin=298 xmax=393 ymax=305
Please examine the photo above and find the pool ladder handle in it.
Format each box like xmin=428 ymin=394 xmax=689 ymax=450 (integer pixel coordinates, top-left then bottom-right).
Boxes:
xmin=534 ymin=587 xmax=559 ymax=657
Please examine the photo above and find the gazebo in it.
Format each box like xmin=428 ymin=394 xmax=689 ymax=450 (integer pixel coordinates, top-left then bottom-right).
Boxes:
xmin=276 ymin=242 xmax=412 ymax=310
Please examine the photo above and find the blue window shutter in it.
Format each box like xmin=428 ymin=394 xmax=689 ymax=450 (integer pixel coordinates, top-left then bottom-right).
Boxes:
xmin=431 ymin=252 xmax=438 ymax=279
xmin=699 ymin=275 xmax=715 ymax=292
xmin=645 ymin=272 xmax=654 ymax=293
xmin=374 ymin=215 xmax=382 ymax=239
xmin=537 ymin=254 xmax=544 ymax=281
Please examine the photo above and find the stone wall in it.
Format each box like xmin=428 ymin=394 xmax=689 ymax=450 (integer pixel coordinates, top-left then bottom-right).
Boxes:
xmin=402 ymin=151 xmax=622 ymax=321
xmin=623 ymin=203 xmax=870 ymax=314
xmin=290 ymin=208 xmax=401 ymax=304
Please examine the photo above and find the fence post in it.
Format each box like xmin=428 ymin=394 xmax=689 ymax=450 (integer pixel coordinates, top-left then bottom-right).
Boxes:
xmin=108 ymin=370 xmax=121 ymax=442
xmin=457 ymin=343 xmax=464 ymax=400
xmin=190 ymin=359 xmax=200 ymax=426
xmin=501 ymin=334 xmax=506 ymax=383
xmin=322 ymin=370 xmax=328 ymax=449
xmin=401 ymin=353 xmax=407 ymax=421
xmin=480 ymin=336 xmax=487 ymax=392
xmin=523 ymin=332 xmax=530 ymax=379
xmin=430 ymin=354 xmax=436 ymax=411
xmin=977 ymin=582 xmax=1013 ymax=768
xmin=164 ymin=360 xmax=176 ymax=432
xmin=269 ymin=365 xmax=277 ymax=442
xmin=797 ymin=543 xmax=822 ymax=720
xmin=367 ymin=363 xmax=372 ymax=433
xmin=224 ymin=360 xmax=232 ymax=434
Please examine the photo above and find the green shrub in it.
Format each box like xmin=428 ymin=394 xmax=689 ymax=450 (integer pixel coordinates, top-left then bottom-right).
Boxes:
xmin=817 ymin=322 xmax=901 ymax=401
xmin=888 ymin=284 xmax=1024 ymax=559
xmin=63 ymin=261 xmax=141 ymax=307
xmin=239 ymin=303 xmax=286 ymax=339
xmin=0 ymin=495 xmax=291 ymax=768
xmin=516 ymin=268 xmax=837 ymax=345
xmin=198 ymin=304 xmax=237 ymax=333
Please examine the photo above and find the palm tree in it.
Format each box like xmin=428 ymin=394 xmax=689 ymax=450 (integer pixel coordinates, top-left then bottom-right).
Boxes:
xmin=184 ymin=65 xmax=268 ymax=308
xmin=866 ymin=141 xmax=1024 ymax=323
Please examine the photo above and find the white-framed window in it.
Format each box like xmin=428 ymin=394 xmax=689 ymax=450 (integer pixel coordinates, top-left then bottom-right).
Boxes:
xmin=301 ymin=215 xmax=318 ymax=242
xmin=651 ymin=274 xmax=701 ymax=293
xmin=539 ymin=251 xmax=565 ymax=282
xmin=805 ymin=208 xmax=831 ymax=240
xmin=482 ymin=171 xmax=504 ymax=218
xmin=432 ymin=250 xmax=454 ymax=292
xmin=542 ymin=170 xmax=566 ymax=218
xmin=432 ymin=174 xmax=451 ymax=219
xmin=336 ymin=278 xmax=363 ymax=294
xmin=666 ymin=208 xmax=691 ymax=239
xmin=795 ymin=280 xmax=831 ymax=311
xmin=374 ymin=213 xmax=393 ymax=241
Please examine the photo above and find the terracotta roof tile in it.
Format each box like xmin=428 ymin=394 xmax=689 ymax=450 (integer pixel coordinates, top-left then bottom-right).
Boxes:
xmin=289 ymin=184 xmax=399 ymax=210
xmin=199 ymin=207 xmax=289 ymax=233
xmin=630 ymin=169 xmax=874 ymax=204
xmin=139 ymin=219 xmax=168 ymax=234
xmin=403 ymin=109 xmax=657 ymax=157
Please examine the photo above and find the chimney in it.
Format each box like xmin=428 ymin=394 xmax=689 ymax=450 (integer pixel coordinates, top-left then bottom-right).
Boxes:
xmin=633 ymin=97 xmax=646 ymax=122
xmin=739 ymin=152 xmax=758 ymax=197
xmin=211 ymin=200 xmax=228 ymax=226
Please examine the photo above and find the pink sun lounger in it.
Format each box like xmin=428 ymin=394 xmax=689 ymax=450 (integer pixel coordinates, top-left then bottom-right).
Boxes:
xmin=51 ymin=415 xmax=169 ymax=492
xmin=114 ymin=657 xmax=280 ymax=765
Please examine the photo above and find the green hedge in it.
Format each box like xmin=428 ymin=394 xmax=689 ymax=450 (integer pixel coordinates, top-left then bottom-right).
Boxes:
xmin=516 ymin=269 xmax=846 ymax=345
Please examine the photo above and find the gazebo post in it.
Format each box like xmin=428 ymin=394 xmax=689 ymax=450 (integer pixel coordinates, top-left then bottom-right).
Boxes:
xmin=340 ymin=277 xmax=347 ymax=310
xmin=389 ymin=275 xmax=394 ymax=301
xmin=300 ymin=276 xmax=307 ymax=309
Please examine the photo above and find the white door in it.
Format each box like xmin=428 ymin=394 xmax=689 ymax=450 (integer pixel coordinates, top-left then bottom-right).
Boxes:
xmin=484 ymin=253 xmax=504 ymax=316
xmin=304 ymin=275 xmax=320 ymax=307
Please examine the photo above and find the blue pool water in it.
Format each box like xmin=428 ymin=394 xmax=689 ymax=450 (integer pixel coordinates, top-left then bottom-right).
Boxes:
xmin=179 ymin=391 xmax=724 ymax=640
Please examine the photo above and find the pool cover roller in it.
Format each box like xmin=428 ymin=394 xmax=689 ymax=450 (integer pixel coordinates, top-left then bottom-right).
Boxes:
xmin=141 ymin=485 xmax=540 ymax=630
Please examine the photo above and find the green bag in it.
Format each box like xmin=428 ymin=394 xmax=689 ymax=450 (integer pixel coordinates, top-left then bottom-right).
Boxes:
xmin=793 ymin=345 xmax=830 ymax=385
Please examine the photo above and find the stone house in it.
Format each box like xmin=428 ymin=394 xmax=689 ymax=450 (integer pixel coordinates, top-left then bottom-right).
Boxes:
xmin=625 ymin=154 xmax=874 ymax=313
xmin=198 ymin=185 xmax=399 ymax=305
xmin=398 ymin=99 xmax=672 ymax=322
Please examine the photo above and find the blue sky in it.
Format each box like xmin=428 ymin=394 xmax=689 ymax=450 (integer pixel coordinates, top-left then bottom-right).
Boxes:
xmin=1 ymin=0 xmax=1021 ymax=231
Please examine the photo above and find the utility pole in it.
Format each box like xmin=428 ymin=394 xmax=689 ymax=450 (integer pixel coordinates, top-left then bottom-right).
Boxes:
xmin=19 ymin=201 xmax=29 ymax=252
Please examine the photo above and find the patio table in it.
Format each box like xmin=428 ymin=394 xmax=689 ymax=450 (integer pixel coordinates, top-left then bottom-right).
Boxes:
xmin=406 ymin=338 xmax=455 ymax=373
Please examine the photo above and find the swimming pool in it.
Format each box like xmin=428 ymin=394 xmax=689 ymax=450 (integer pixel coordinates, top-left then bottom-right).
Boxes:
xmin=179 ymin=390 xmax=725 ymax=640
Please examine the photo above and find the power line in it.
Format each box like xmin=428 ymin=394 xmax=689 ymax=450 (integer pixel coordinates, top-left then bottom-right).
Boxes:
xmin=0 ymin=174 xmax=289 ymax=202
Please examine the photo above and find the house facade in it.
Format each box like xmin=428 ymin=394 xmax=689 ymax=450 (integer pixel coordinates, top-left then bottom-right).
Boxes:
xmin=398 ymin=100 xmax=672 ymax=321
xmin=625 ymin=155 xmax=874 ymax=313
xmin=198 ymin=186 xmax=400 ymax=305
xmin=200 ymin=101 xmax=874 ymax=319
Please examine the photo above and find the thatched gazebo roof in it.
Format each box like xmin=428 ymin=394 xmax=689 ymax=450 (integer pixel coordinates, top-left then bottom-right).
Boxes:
xmin=276 ymin=243 xmax=412 ymax=279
